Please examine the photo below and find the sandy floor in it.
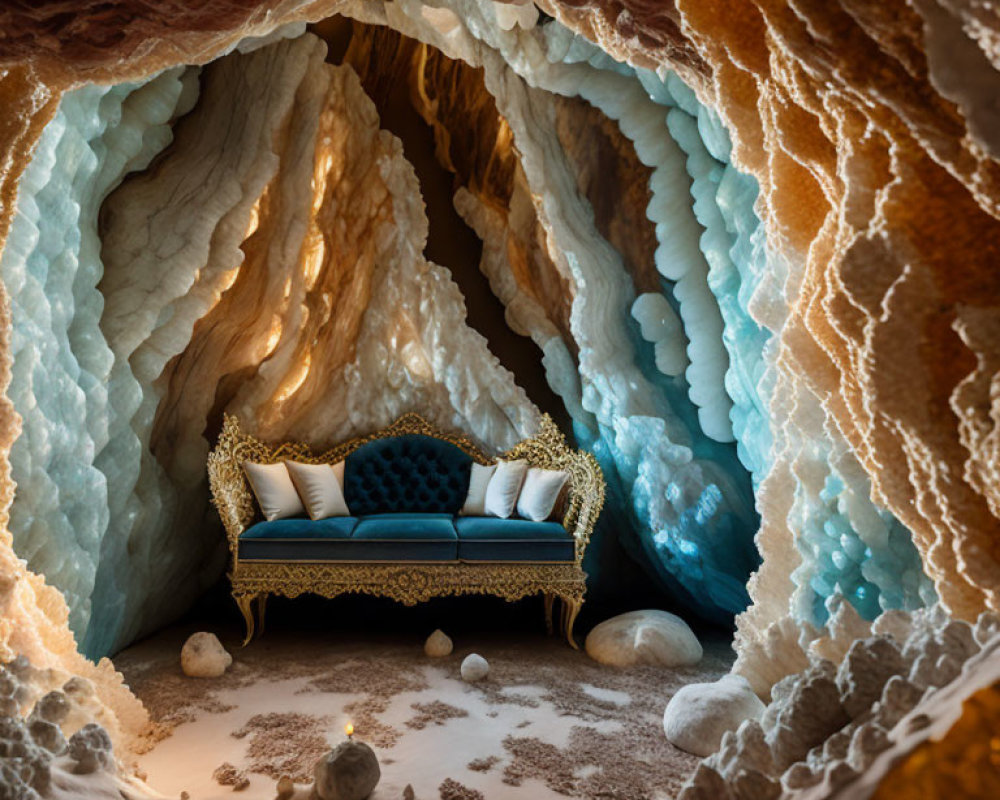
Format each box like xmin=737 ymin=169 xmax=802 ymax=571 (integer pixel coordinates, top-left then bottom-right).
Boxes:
xmin=114 ymin=622 xmax=732 ymax=800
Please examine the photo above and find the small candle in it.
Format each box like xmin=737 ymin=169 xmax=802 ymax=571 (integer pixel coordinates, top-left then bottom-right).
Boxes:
xmin=345 ymin=722 xmax=354 ymax=740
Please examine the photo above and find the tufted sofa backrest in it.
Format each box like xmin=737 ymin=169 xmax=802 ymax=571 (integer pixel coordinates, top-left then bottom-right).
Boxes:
xmin=343 ymin=434 xmax=474 ymax=515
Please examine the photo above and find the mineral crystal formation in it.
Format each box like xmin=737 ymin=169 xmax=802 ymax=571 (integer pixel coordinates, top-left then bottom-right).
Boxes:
xmin=680 ymin=605 xmax=1000 ymax=799
xmin=0 ymin=0 xmax=965 ymax=667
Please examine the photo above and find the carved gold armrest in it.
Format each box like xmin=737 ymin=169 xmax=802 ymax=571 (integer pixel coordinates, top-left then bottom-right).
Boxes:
xmin=502 ymin=416 xmax=605 ymax=568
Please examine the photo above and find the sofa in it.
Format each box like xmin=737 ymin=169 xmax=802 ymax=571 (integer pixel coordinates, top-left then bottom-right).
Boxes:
xmin=207 ymin=413 xmax=605 ymax=648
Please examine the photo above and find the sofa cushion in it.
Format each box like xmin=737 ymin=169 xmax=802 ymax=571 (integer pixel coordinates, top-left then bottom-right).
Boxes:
xmin=238 ymin=516 xmax=358 ymax=560
xmin=350 ymin=513 xmax=458 ymax=561
xmin=516 ymin=467 xmax=569 ymax=521
xmin=483 ymin=459 xmax=528 ymax=519
xmin=285 ymin=460 xmax=349 ymax=519
xmin=243 ymin=461 xmax=305 ymax=521
xmin=455 ymin=516 xmax=575 ymax=562
xmin=344 ymin=434 xmax=473 ymax=515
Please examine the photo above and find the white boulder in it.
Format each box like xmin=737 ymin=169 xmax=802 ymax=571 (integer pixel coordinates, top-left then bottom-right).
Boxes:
xmin=663 ymin=674 xmax=766 ymax=756
xmin=424 ymin=629 xmax=453 ymax=658
xmin=180 ymin=632 xmax=233 ymax=678
xmin=585 ymin=609 xmax=702 ymax=667
xmin=460 ymin=654 xmax=489 ymax=682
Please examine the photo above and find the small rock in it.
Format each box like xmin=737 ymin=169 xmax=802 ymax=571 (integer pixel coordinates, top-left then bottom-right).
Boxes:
xmin=663 ymin=674 xmax=765 ymax=756
xmin=68 ymin=723 xmax=114 ymax=774
xmin=424 ymin=629 xmax=453 ymax=658
xmin=181 ymin=632 xmax=233 ymax=678
xmin=275 ymin=775 xmax=295 ymax=799
xmin=313 ymin=739 xmax=381 ymax=800
xmin=460 ymin=654 xmax=489 ymax=682
xmin=28 ymin=718 xmax=67 ymax=755
xmin=213 ymin=761 xmax=250 ymax=791
xmin=585 ymin=610 xmax=702 ymax=667
xmin=32 ymin=691 xmax=70 ymax=725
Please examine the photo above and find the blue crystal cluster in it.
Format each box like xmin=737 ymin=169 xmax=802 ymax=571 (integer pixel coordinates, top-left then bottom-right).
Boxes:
xmin=548 ymin=28 xmax=935 ymax=625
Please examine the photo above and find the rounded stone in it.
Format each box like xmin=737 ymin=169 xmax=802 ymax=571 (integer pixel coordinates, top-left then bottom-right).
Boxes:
xmin=32 ymin=691 xmax=70 ymax=725
xmin=180 ymin=632 xmax=233 ymax=678
xmin=313 ymin=740 xmax=380 ymax=800
xmin=460 ymin=653 xmax=489 ymax=682
xmin=585 ymin=609 xmax=702 ymax=667
xmin=68 ymin=723 xmax=115 ymax=774
xmin=424 ymin=629 xmax=453 ymax=658
xmin=663 ymin=674 xmax=766 ymax=757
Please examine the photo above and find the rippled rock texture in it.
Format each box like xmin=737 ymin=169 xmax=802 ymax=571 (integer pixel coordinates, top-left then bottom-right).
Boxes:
xmin=679 ymin=602 xmax=1000 ymax=799
xmin=539 ymin=0 xmax=1000 ymax=682
xmin=0 ymin=5 xmax=997 ymax=784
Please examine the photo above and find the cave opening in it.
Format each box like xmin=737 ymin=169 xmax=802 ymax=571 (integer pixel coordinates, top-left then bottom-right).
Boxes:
xmin=5 ymin=2 xmax=766 ymax=686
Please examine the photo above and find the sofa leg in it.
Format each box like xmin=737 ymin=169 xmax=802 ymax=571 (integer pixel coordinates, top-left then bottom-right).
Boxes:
xmin=235 ymin=594 xmax=255 ymax=646
xmin=543 ymin=593 xmax=555 ymax=636
xmin=255 ymin=593 xmax=268 ymax=638
xmin=564 ymin=598 xmax=582 ymax=650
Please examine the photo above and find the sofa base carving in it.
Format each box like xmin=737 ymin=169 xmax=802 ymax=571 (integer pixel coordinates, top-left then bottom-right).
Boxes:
xmin=232 ymin=561 xmax=586 ymax=648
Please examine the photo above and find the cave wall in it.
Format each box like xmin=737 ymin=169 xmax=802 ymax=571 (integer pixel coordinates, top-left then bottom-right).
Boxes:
xmin=533 ymin=0 xmax=1000 ymax=686
xmin=6 ymin=31 xmax=544 ymax=656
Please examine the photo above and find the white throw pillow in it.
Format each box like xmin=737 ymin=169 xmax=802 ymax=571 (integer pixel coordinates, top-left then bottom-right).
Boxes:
xmin=243 ymin=461 xmax=305 ymax=521
xmin=516 ymin=467 xmax=569 ymax=522
xmin=483 ymin=459 xmax=528 ymax=519
xmin=285 ymin=460 xmax=349 ymax=520
xmin=461 ymin=463 xmax=497 ymax=516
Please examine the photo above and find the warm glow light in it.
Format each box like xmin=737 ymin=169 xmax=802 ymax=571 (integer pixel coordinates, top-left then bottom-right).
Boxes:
xmin=218 ymin=265 xmax=241 ymax=294
xmin=245 ymin=195 xmax=262 ymax=239
xmin=302 ymin=233 xmax=325 ymax=290
xmin=263 ymin=315 xmax=283 ymax=357
xmin=274 ymin=353 xmax=311 ymax=404
xmin=345 ymin=722 xmax=354 ymax=737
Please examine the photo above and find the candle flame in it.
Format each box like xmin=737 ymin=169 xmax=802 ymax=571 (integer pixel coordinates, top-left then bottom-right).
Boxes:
xmin=345 ymin=722 xmax=354 ymax=737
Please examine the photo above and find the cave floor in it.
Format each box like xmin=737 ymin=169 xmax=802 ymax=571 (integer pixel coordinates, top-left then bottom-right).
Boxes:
xmin=113 ymin=618 xmax=733 ymax=800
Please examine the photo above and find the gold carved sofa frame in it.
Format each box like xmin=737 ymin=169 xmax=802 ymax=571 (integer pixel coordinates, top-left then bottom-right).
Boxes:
xmin=207 ymin=413 xmax=605 ymax=648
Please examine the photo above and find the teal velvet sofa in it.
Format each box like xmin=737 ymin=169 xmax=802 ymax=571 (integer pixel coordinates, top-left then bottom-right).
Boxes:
xmin=208 ymin=413 xmax=605 ymax=648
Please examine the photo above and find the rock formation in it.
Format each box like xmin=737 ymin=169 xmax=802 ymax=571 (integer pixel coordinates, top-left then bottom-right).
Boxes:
xmin=460 ymin=654 xmax=490 ymax=682
xmin=313 ymin=739 xmax=381 ymax=800
xmin=585 ymin=609 xmax=702 ymax=667
xmin=180 ymin=632 xmax=232 ymax=678
xmin=0 ymin=655 xmax=155 ymax=798
xmin=663 ymin=674 xmax=765 ymax=757
xmin=424 ymin=630 xmax=454 ymax=658
xmin=679 ymin=605 xmax=1000 ymax=798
